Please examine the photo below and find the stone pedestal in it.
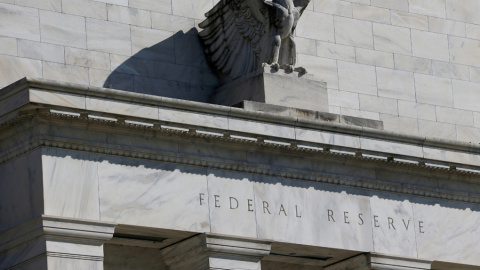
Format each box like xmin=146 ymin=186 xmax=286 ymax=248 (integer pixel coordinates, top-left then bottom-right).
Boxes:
xmin=212 ymin=67 xmax=328 ymax=112
xmin=0 ymin=216 xmax=115 ymax=270
xmin=161 ymin=234 xmax=272 ymax=270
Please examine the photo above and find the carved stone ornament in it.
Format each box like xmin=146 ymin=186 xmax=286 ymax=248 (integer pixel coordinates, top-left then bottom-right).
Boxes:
xmin=199 ymin=0 xmax=311 ymax=80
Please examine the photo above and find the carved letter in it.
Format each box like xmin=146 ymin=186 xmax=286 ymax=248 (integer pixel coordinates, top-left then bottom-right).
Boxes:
xmin=214 ymin=195 xmax=220 ymax=208
xmin=328 ymin=209 xmax=335 ymax=222
xmin=199 ymin=193 xmax=205 ymax=206
xmin=229 ymin=197 xmax=238 ymax=209
xmin=248 ymin=199 xmax=254 ymax=212
xmin=344 ymin=212 xmax=350 ymax=224
xmin=263 ymin=201 xmax=271 ymax=214
xmin=374 ymin=215 xmax=380 ymax=227
xmin=388 ymin=217 xmax=396 ymax=230
xmin=279 ymin=204 xmax=287 ymax=216
xmin=358 ymin=213 xmax=364 ymax=225
xmin=419 ymin=221 xmax=425 ymax=233
xmin=402 ymin=219 xmax=410 ymax=230
xmin=295 ymin=205 xmax=302 ymax=218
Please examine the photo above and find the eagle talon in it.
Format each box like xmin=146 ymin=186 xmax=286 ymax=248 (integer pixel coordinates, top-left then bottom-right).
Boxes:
xmin=270 ymin=63 xmax=280 ymax=71
xmin=281 ymin=64 xmax=294 ymax=73
xmin=294 ymin=67 xmax=307 ymax=75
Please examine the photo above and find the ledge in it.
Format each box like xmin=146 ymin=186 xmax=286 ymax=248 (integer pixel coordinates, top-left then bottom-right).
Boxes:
xmin=1 ymin=78 xmax=479 ymax=172
xmin=1 ymin=78 xmax=478 ymax=154
xmin=0 ymin=215 xmax=116 ymax=254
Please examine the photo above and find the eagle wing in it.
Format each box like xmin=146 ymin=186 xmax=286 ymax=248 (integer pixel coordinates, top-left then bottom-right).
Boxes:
xmin=199 ymin=0 xmax=273 ymax=80
xmin=293 ymin=0 xmax=310 ymax=15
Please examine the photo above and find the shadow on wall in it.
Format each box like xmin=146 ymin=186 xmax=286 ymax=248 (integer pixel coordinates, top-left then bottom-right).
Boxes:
xmin=46 ymin=147 xmax=480 ymax=213
xmin=103 ymin=29 xmax=220 ymax=103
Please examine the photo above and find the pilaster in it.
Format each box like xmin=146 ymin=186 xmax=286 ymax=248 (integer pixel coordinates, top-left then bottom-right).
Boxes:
xmin=0 ymin=215 xmax=116 ymax=270
xmin=161 ymin=234 xmax=272 ymax=270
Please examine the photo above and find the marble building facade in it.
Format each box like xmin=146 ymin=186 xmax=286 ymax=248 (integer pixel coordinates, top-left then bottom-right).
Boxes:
xmin=1 ymin=0 xmax=480 ymax=269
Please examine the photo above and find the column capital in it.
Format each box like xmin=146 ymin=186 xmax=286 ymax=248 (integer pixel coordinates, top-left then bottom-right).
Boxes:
xmin=0 ymin=215 xmax=116 ymax=269
xmin=369 ymin=254 xmax=432 ymax=270
xmin=162 ymin=233 xmax=273 ymax=270
xmin=324 ymin=253 xmax=432 ymax=270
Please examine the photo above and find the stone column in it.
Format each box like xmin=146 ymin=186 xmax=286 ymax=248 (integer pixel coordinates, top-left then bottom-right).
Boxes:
xmin=0 ymin=215 xmax=116 ymax=269
xmin=324 ymin=253 xmax=432 ymax=270
xmin=161 ymin=233 xmax=272 ymax=270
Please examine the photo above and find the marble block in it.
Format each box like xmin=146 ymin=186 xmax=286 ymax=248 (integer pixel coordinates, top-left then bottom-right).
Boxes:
xmin=212 ymin=67 xmax=329 ymax=112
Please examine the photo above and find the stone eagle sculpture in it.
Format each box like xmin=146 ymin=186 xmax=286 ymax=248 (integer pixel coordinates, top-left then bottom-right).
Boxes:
xmin=199 ymin=0 xmax=311 ymax=81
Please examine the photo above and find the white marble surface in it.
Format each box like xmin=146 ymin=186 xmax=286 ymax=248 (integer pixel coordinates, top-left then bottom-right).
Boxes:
xmin=39 ymin=10 xmax=87 ymax=49
xmin=337 ymin=60 xmax=377 ymax=95
xmin=66 ymin=47 xmax=110 ymax=70
xmin=207 ymin=169 xmax=257 ymax=238
xmin=98 ymin=156 xmax=210 ymax=232
xmin=353 ymin=4 xmax=391 ymax=24
xmin=2 ymin=144 xmax=480 ymax=267
xmin=0 ymin=3 xmax=40 ymax=41
xmin=296 ymin=127 xmax=360 ymax=149
xmin=262 ymin=72 xmax=329 ymax=113
xmin=107 ymin=5 xmax=151 ymax=28
xmin=373 ymin=23 xmax=412 ymax=54
xmin=229 ymin=118 xmax=296 ymax=140
xmin=62 ymin=0 xmax=107 ymax=20
xmin=86 ymin=97 xmax=158 ymax=120
xmin=360 ymin=137 xmax=423 ymax=157
xmin=412 ymin=30 xmax=449 ymax=62
xmin=423 ymin=146 xmax=480 ymax=167
xmin=413 ymin=199 xmax=480 ymax=265
xmin=47 ymin=257 xmax=103 ymax=270
xmin=94 ymin=157 xmax=480 ymax=265
xmin=43 ymin=62 xmax=89 ymax=85
xmin=254 ymin=175 xmax=374 ymax=251
xmin=213 ymin=68 xmax=328 ymax=113
xmin=158 ymin=106 xmax=228 ymax=130
xmin=0 ymin=55 xmax=43 ymax=87
xmin=209 ymin=257 xmax=261 ymax=270
xmin=30 ymin=89 xmax=86 ymax=109
xmin=334 ymin=16 xmax=373 ymax=49
xmin=42 ymin=149 xmax=100 ymax=220
xmin=369 ymin=195 xmax=417 ymax=257
xmin=86 ymin=18 xmax=130 ymax=56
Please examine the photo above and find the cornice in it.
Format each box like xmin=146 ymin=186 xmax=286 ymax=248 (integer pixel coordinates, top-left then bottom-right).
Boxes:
xmin=1 ymin=111 xmax=479 ymax=205
xmin=1 ymin=78 xmax=479 ymax=154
